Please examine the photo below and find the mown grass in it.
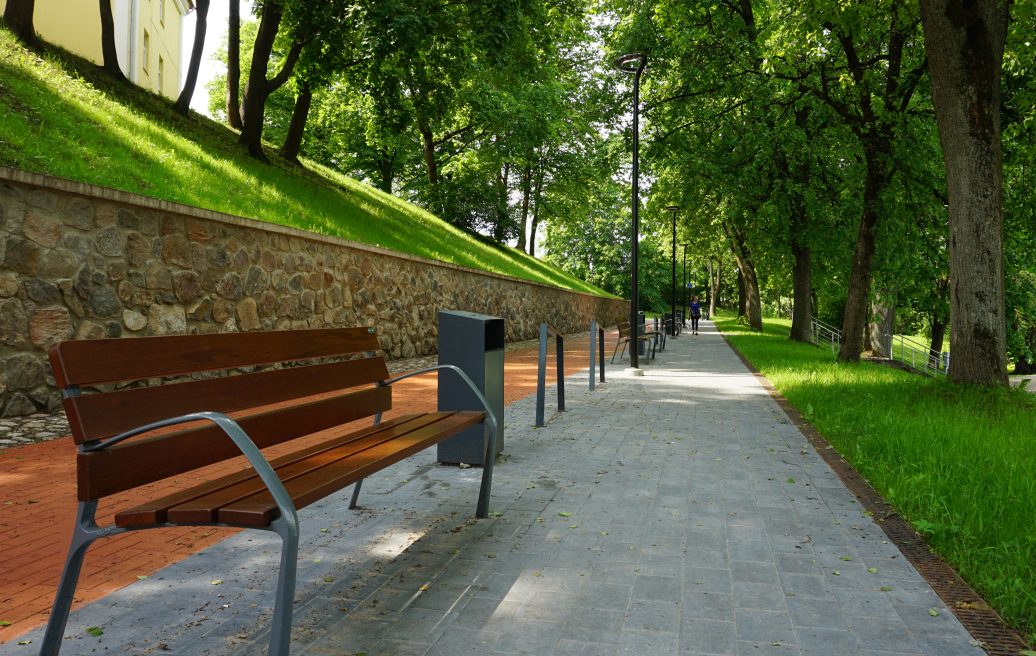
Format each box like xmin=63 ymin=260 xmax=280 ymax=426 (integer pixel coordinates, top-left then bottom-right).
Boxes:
xmin=716 ymin=311 xmax=1036 ymax=645
xmin=0 ymin=29 xmax=614 ymax=297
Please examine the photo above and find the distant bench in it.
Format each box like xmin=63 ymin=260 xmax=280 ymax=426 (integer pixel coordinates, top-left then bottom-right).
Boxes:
xmin=611 ymin=320 xmax=657 ymax=363
xmin=40 ymin=327 xmax=498 ymax=656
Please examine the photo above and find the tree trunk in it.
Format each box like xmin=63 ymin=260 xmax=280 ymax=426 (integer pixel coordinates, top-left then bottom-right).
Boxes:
xmin=528 ymin=161 xmax=545 ymax=256
xmin=99 ymin=0 xmax=126 ymax=81
xmin=3 ymin=0 xmax=36 ymax=44
xmin=416 ymin=117 xmax=439 ymax=187
xmin=376 ymin=154 xmax=395 ymax=193
xmin=866 ymin=301 xmax=895 ymax=357
xmin=838 ymin=146 xmax=888 ymax=362
xmin=174 ymin=0 xmax=209 ymax=115
xmin=709 ymin=257 xmax=719 ymax=319
xmin=516 ymin=165 xmax=531 ymax=252
xmin=790 ymin=226 xmax=813 ymax=342
xmin=930 ymin=315 xmax=948 ymax=369
xmin=493 ymin=162 xmax=511 ymax=242
xmin=238 ymin=2 xmax=304 ymax=160
xmin=725 ymin=222 xmax=761 ymax=330
xmin=280 ymin=83 xmax=313 ymax=163
xmin=920 ymin=0 xmax=1009 ymax=386
xmin=239 ymin=2 xmax=283 ymax=158
xmin=226 ymin=0 xmax=242 ymax=129
xmin=737 ymin=268 xmax=746 ymax=318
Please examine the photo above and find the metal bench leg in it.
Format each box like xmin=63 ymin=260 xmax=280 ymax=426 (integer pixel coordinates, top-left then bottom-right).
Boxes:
xmin=40 ymin=501 xmax=103 ymax=656
xmin=610 ymin=338 xmax=623 ymax=364
xmin=349 ymin=412 xmax=382 ymax=510
xmin=267 ymin=515 xmax=300 ymax=656
xmin=348 ymin=480 xmax=363 ymax=509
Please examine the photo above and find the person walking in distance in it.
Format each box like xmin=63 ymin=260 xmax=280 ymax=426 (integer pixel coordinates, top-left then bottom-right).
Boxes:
xmin=690 ymin=296 xmax=701 ymax=335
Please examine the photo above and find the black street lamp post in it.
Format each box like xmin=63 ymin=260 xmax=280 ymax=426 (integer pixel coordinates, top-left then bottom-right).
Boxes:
xmin=666 ymin=205 xmax=679 ymax=336
xmin=681 ymin=243 xmax=689 ymax=327
xmin=614 ymin=53 xmax=647 ymax=368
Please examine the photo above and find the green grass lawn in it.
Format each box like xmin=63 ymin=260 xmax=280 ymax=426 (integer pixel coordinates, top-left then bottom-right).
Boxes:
xmin=0 ymin=29 xmax=614 ymax=298
xmin=716 ymin=311 xmax=1036 ymax=645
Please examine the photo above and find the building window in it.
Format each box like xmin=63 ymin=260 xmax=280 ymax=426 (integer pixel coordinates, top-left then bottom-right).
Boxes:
xmin=142 ymin=30 xmax=150 ymax=73
xmin=158 ymin=56 xmax=164 ymax=92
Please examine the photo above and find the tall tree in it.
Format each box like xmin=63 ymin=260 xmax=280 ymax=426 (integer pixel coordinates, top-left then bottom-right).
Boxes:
xmin=99 ymin=0 xmax=126 ymax=82
xmin=174 ymin=0 xmax=210 ymax=115
xmin=3 ymin=0 xmax=35 ymax=44
xmin=226 ymin=0 xmax=243 ymax=128
xmin=238 ymin=1 xmax=306 ymax=158
xmin=919 ymin=0 xmax=1010 ymax=385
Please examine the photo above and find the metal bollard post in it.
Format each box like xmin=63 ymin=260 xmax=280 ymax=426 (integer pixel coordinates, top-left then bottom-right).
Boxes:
xmin=536 ymin=323 xmax=548 ymax=427
xmin=599 ymin=326 xmax=606 ymax=383
xmin=589 ymin=320 xmax=597 ymax=391
xmin=556 ymin=332 xmax=565 ymax=412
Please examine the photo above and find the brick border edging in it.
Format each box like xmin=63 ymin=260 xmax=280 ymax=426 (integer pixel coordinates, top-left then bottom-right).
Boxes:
xmin=717 ymin=329 xmax=1030 ymax=656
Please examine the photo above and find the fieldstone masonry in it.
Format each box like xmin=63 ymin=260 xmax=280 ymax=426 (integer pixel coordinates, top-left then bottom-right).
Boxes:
xmin=0 ymin=168 xmax=627 ymax=417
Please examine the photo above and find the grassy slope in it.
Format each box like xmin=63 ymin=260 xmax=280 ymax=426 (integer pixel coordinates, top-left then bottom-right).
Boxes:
xmin=0 ymin=30 xmax=615 ymax=297
xmin=716 ymin=311 xmax=1036 ymax=644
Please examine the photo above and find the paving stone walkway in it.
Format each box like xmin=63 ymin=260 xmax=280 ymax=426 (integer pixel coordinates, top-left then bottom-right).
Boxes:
xmin=1 ymin=321 xmax=985 ymax=656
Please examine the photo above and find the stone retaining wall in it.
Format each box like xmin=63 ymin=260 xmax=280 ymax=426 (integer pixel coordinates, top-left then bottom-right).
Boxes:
xmin=0 ymin=168 xmax=627 ymax=417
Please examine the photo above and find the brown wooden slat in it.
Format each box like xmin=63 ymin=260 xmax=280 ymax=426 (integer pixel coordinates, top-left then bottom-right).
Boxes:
xmin=218 ymin=411 xmax=485 ymax=527
xmin=114 ymin=414 xmax=429 ymax=527
xmin=77 ymin=386 xmax=392 ymax=500
xmin=49 ymin=327 xmax=379 ymax=387
xmin=162 ymin=414 xmax=452 ymax=525
xmin=65 ymin=357 xmax=390 ymax=443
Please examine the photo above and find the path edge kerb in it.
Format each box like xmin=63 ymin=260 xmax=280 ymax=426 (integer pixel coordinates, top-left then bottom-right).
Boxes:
xmin=717 ymin=329 xmax=1030 ymax=656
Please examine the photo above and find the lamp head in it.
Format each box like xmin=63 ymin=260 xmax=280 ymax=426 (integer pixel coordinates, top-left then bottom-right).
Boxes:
xmin=666 ymin=205 xmax=680 ymax=212
xmin=613 ymin=53 xmax=647 ymax=74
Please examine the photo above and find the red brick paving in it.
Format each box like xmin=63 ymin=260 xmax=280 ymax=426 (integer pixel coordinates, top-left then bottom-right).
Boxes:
xmin=0 ymin=329 xmax=616 ymax=642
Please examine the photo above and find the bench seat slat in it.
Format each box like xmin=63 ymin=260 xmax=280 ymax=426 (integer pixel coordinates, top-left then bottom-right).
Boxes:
xmin=66 ymin=358 xmax=390 ymax=444
xmin=78 ymin=386 xmax=391 ymax=501
xmin=218 ymin=411 xmax=485 ymax=527
xmin=113 ymin=414 xmax=431 ymax=528
xmin=161 ymin=414 xmax=449 ymax=525
xmin=49 ymin=327 xmax=380 ymax=387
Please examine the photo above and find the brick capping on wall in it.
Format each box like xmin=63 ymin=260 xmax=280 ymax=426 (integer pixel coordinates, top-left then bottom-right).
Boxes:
xmin=0 ymin=167 xmax=629 ymax=417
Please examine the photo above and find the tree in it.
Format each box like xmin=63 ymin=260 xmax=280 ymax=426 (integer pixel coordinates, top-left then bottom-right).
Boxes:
xmin=99 ymin=0 xmax=126 ymax=82
xmin=3 ymin=0 xmax=35 ymax=44
xmin=174 ymin=0 xmax=210 ymax=115
xmin=919 ymin=0 xmax=1010 ymax=385
xmin=238 ymin=0 xmax=306 ymax=158
xmin=226 ymin=0 xmax=243 ymax=128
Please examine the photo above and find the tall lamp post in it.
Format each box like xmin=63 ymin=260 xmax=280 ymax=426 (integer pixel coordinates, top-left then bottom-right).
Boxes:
xmin=681 ymin=243 xmax=689 ymax=327
xmin=666 ymin=205 xmax=680 ymax=336
xmin=614 ymin=53 xmax=647 ymax=369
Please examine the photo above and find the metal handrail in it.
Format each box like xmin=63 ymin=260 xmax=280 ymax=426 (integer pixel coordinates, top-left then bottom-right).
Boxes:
xmin=886 ymin=333 xmax=948 ymax=377
xmin=811 ymin=317 xmax=842 ymax=354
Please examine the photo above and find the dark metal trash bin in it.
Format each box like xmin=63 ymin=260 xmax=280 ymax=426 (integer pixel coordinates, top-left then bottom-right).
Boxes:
xmin=437 ymin=310 xmax=505 ymax=465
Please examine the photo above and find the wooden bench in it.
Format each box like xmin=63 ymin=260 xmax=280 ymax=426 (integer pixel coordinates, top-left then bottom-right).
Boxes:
xmin=610 ymin=321 xmax=657 ymax=363
xmin=40 ymin=327 xmax=498 ymax=656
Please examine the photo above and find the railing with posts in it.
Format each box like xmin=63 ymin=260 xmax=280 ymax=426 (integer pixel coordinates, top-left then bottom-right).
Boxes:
xmin=885 ymin=333 xmax=948 ymax=377
xmin=535 ymin=323 xmax=566 ymax=427
xmin=810 ymin=317 xmax=843 ymax=354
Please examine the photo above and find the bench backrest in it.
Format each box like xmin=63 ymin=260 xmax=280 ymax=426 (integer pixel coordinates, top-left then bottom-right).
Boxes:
xmin=617 ymin=322 xmax=632 ymax=338
xmin=49 ymin=328 xmax=391 ymax=501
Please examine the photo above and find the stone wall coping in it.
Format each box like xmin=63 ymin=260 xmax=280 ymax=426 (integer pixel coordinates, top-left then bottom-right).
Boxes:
xmin=0 ymin=165 xmax=622 ymax=302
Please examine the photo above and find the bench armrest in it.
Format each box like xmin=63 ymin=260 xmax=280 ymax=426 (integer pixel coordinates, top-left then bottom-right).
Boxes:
xmin=80 ymin=412 xmax=300 ymax=529
xmin=380 ymin=365 xmax=499 ymax=445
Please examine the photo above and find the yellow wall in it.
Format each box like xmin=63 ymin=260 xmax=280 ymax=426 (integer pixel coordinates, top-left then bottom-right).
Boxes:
xmin=0 ymin=0 xmax=187 ymax=100
xmin=0 ymin=0 xmax=103 ymax=64
xmin=138 ymin=0 xmax=184 ymax=99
